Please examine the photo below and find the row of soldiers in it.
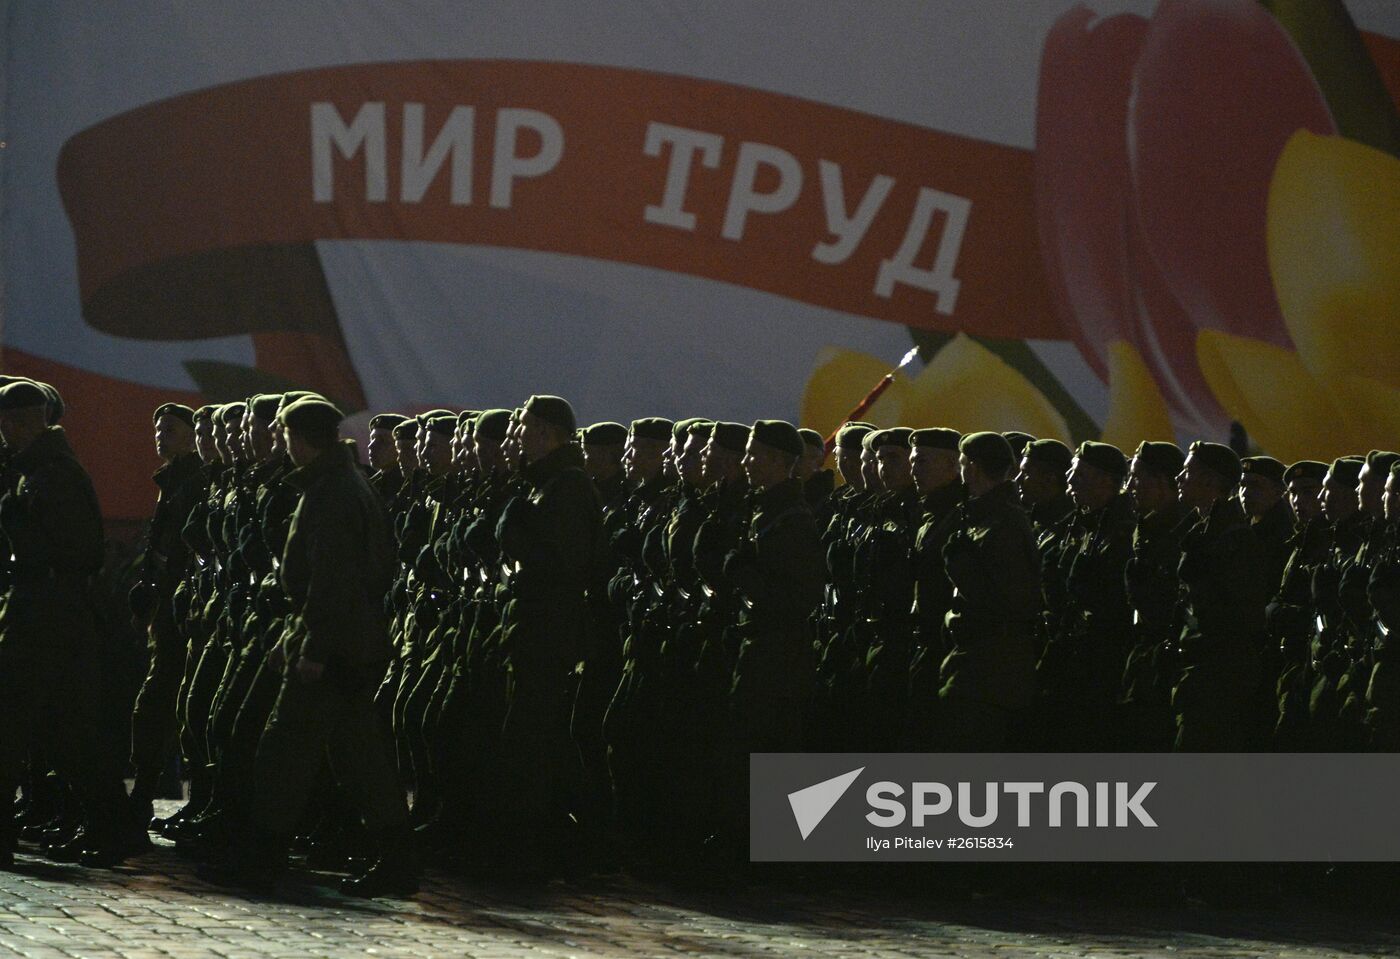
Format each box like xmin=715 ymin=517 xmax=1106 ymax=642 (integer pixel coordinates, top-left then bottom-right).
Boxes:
xmin=6 ymin=373 xmax=1400 ymax=891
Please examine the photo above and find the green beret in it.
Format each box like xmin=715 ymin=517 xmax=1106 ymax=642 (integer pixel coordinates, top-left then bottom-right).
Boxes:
xmin=860 ymin=430 xmax=880 ymax=451
xmin=688 ymin=419 xmax=715 ymax=439
xmin=416 ymin=408 xmax=454 ymax=425
xmin=1132 ymin=441 xmax=1186 ymax=479
xmin=38 ymin=383 xmax=64 ymax=424
xmin=630 ymin=418 xmax=674 ymax=442
xmin=1075 ymin=441 xmax=1127 ymax=477
xmin=424 ymin=414 xmax=457 ymax=437
xmin=475 ymin=409 xmax=512 ymax=442
xmin=582 ymin=422 xmax=628 ymax=446
xmin=1391 ymin=460 xmax=1400 ymax=478
xmin=1188 ymin=441 xmax=1241 ymax=484
xmin=277 ymin=391 xmax=321 ymax=414
xmin=960 ymin=431 xmax=1015 ymax=477
xmin=1024 ymin=438 xmax=1072 ymax=472
xmin=1240 ymin=455 xmax=1285 ymax=485
xmin=248 ymin=394 xmax=283 ymax=423
xmin=910 ymin=428 xmax=960 ymax=450
xmin=0 ymin=380 xmax=50 ymax=411
xmin=194 ymin=404 xmax=218 ymax=422
xmin=152 ymin=403 xmax=195 ymax=428
xmin=524 ymin=395 xmax=576 ymax=434
xmin=798 ymin=428 xmax=824 ymax=449
xmin=457 ymin=409 xmax=479 ymax=423
xmin=217 ymin=402 xmax=246 ymax=422
xmin=1284 ymin=460 xmax=1328 ymax=484
xmin=1003 ymin=431 xmax=1036 ymax=457
xmin=1328 ymin=456 xmax=1365 ymax=485
xmin=836 ymin=422 xmax=876 ymax=450
xmin=670 ymin=417 xmax=703 ymax=440
xmin=751 ymin=419 xmax=803 ymax=458
xmin=369 ymin=413 xmax=408 ymax=431
xmin=712 ymin=422 xmax=750 ymax=453
xmin=392 ymin=418 xmax=420 ymax=438
xmin=278 ymin=397 xmax=343 ymax=435
xmin=1366 ymin=450 xmax=1400 ymax=475
xmin=872 ymin=427 xmax=914 ymax=449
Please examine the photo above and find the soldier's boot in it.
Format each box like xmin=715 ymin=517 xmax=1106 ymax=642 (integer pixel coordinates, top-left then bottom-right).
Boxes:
xmin=339 ymin=829 xmax=420 ymax=898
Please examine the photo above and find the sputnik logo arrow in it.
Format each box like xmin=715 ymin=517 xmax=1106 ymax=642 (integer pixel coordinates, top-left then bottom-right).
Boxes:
xmin=787 ymin=767 xmax=864 ymax=840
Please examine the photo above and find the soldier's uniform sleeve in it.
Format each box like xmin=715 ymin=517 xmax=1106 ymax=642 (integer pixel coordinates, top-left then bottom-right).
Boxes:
xmin=283 ymin=494 xmax=361 ymax=664
xmin=726 ymin=511 xmax=825 ymax=621
xmin=0 ymin=462 xmax=103 ymax=575
xmin=498 ymin=469 xmax=598 ymax=597
xmin=944 ymin=514 xmax=1041 ymax=622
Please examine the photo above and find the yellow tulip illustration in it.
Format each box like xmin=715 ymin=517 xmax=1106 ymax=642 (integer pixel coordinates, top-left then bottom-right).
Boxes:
xmin=800 ymin=347 xmax=911 ymax=440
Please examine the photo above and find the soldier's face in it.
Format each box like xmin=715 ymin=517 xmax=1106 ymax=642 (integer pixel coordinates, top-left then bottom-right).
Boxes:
xmin=194 ymin=417 xmax=217 ymax=462
xmin=394 ymin=431 xmax=419 ymax=471
xmin=835 ymin=447 xmax=864 ymax=489
xmin=285 ymin=428 xmax=315 ymax=468
xmin=910 ymin=446 xmax=957 ymax=494
xmin=1176 ymin=454 xmax=1221 ymax=512
xmin=860 ymin=449 xmax=881 ymax=490
xmin=1016 ymin=456 xmax=1065 ymax=506
xmin=246 ymin=415 xmax=276 ymax=462
xmin=1127 ymin=458 xmax=1170 ymax=514
xmin=1358 ymin=463 xmax=1385 ymax=517
xmin=475 ymin=439 xmax=502 ymax=474
xmin=367 ymin=427 xmax=397 ymax=471
xmin=701 ymin=438 xmax=739 ymax=485
xmin=1322 ymin=471 xmax=1359 ymax=523
xmin=1385 ymin=473 xmax=1400 ymax=523
xmin=584 ymin=442 xmax=623 ymax=482
xmin=421 ymin=430 xmax=454 ymax=475
xmin=153 ymin=413 xmax=194 ymax=462
xmin=1287 ymin=476 xmax=1323 ymax=525
xmin=623 ymin=436 xmax=664 ymax=485
xmin=1067 ymin=456 xmax=1116 ymax=511
xmin=521 ymin=411 xmax=563 ymax=465
xmin=876 ymin=445 xmax=913 ymax=490
xmin=678 ymin=433 xmax=707 ymax=485
xmin=1239 ymin=473 xmax=1284 ymax=519
xmin=796 ymin=444 xmax=823 ymax=481
xmin=742 ymin=438 xmax=791 ymax=491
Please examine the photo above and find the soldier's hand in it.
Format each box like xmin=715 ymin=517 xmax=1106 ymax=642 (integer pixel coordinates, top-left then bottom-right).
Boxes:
xmin=295 ymin=657 xmax=325 ymax=683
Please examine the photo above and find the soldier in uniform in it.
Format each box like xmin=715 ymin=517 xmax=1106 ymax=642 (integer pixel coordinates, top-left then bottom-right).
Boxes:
xmin=1365 ymin=461 xmax=1400 ymax=749
xmin=1240 ymin=456 xmax=1293 ymax=591
xmin=1309 ymin=457 xmax=1368 ymax=749
xmin=1038 ymin=442 xmax=1134 ymax=750
xmin=1171 ymin=442 xmax=1268 ymax=751
xmin=905 ymin=428 xmax=964 ymax=749
xmin=796 ymin=428 xmax=835 ymax=522
xmin=367 ymin=413 xmax=407 ymax=504
xmin=1269 ymin=461 xmax=1330 ymax=750
xmin=1017 ymin=438 xmax=1076 ymax=656
xmin=938 ymin=432 xmax=1041 ymax=751
xmin=1119 ymin=441 xmax=1188 ymax=752
xmin=721 ymin=421 xmax=824 ymax=835
xmin=128 ymin=403 xmax=203 ymax=828
xmin=238 ymin=397 xmax=414 ymax=896
xmin=0 ymin=381 xmax=135 ymax=868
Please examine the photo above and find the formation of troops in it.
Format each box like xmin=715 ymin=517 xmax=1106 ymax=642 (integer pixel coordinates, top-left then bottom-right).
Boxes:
xmin=3 ymin=372 xmax=1400 ymax=898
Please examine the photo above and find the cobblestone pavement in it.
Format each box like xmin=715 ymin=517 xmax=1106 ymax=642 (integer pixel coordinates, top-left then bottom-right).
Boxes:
xmin=2 ymin=804 xmax=1399 ymax=958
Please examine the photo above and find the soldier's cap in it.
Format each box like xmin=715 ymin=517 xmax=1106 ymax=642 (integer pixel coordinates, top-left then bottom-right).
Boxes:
xmin=751 ymin=419 xmax=803 ymax=458
xmin=391 ymin=417 xmax=420 ymax=438
xmin=475 ymin=409 xmax=512 ymax=443
xmin=248 ymin=393 xmax=283 ymax=423
xmin=872 ymin=427 xmax=914 ymax=450
xmin=1003 ymin=430 xmax=1036 ymax=457
xmin=1365 ymin=449 xmax=1400 ymax=475
xmin=152 ymin=403 xmax=196 ymax=429
xmin=959 ymin=431 xmax=1015 ymax=477
xmin=277 ymin=390 xmax=321 ymax=413
xmin=860 ymin=430 xmax=881 ymax=452
xmin=1132 ymin=441 xmax=1185 ymax=478
xmin=369 ymin=413 xmax=408 ymax=431
xmin=39 ymin=382 xmax=64 ymax=424
xmin=524 ymin=394 xmax=576 ymax=434
xmin=217 ymin=401 xmax=246 ymax=423
xmin=798 ymin=428 xmax=824 ymax=449
xmin=193 ymin=404 xmax=219 ymax=422
xmin=910 ymin=427 xmax=961 ymax=451
xmin=1075 ymin=441 xmax=1128 ymax=478
xmin=836 ymin=422 xmax=876 ymax=450
xmin=1187 ymin=441 xmax=1241 ymax=485
xmin=1327 ymin=456 xmax=1365 ymax=486
xmin=424 ymin=413 xmax=457 ymax=437
xmin=415 ymin=408 xmax=455 ymax=425
xmin=669 ymin=416 xmax=704 ymax=440
xmin=1284 ymin=460 xmax=1328 ymax=484
xmin=457 ymin=409 xmax=480 ymax=422
xmin=0 ymin=380 xmax=50 ymax=412
xmin=630 ymin=417 xmax=674 ymax=442
xmin=712 ymin=422 xmax=750 ymax=454
xmin=0 ymin=375 xmax=24 ymax=388
xmin=688 ymin=419 xmax=716 ymax=440
xmin=1392 ymin=459 xmax=1400 ymax=479
xmin=1240 ymin=455 xmax=1285 ymax=485
xmin=278 ymin=397 xmax=343 ymax=435
xmin=582 ymin=422 xmax=628 ymax=446
xmin=1023 ymin=437 xmax=1073 ymax=472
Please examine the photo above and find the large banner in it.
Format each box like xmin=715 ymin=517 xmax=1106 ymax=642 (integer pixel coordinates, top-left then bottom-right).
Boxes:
xmin=3 ymin=1 xmax=1398 ymax=520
